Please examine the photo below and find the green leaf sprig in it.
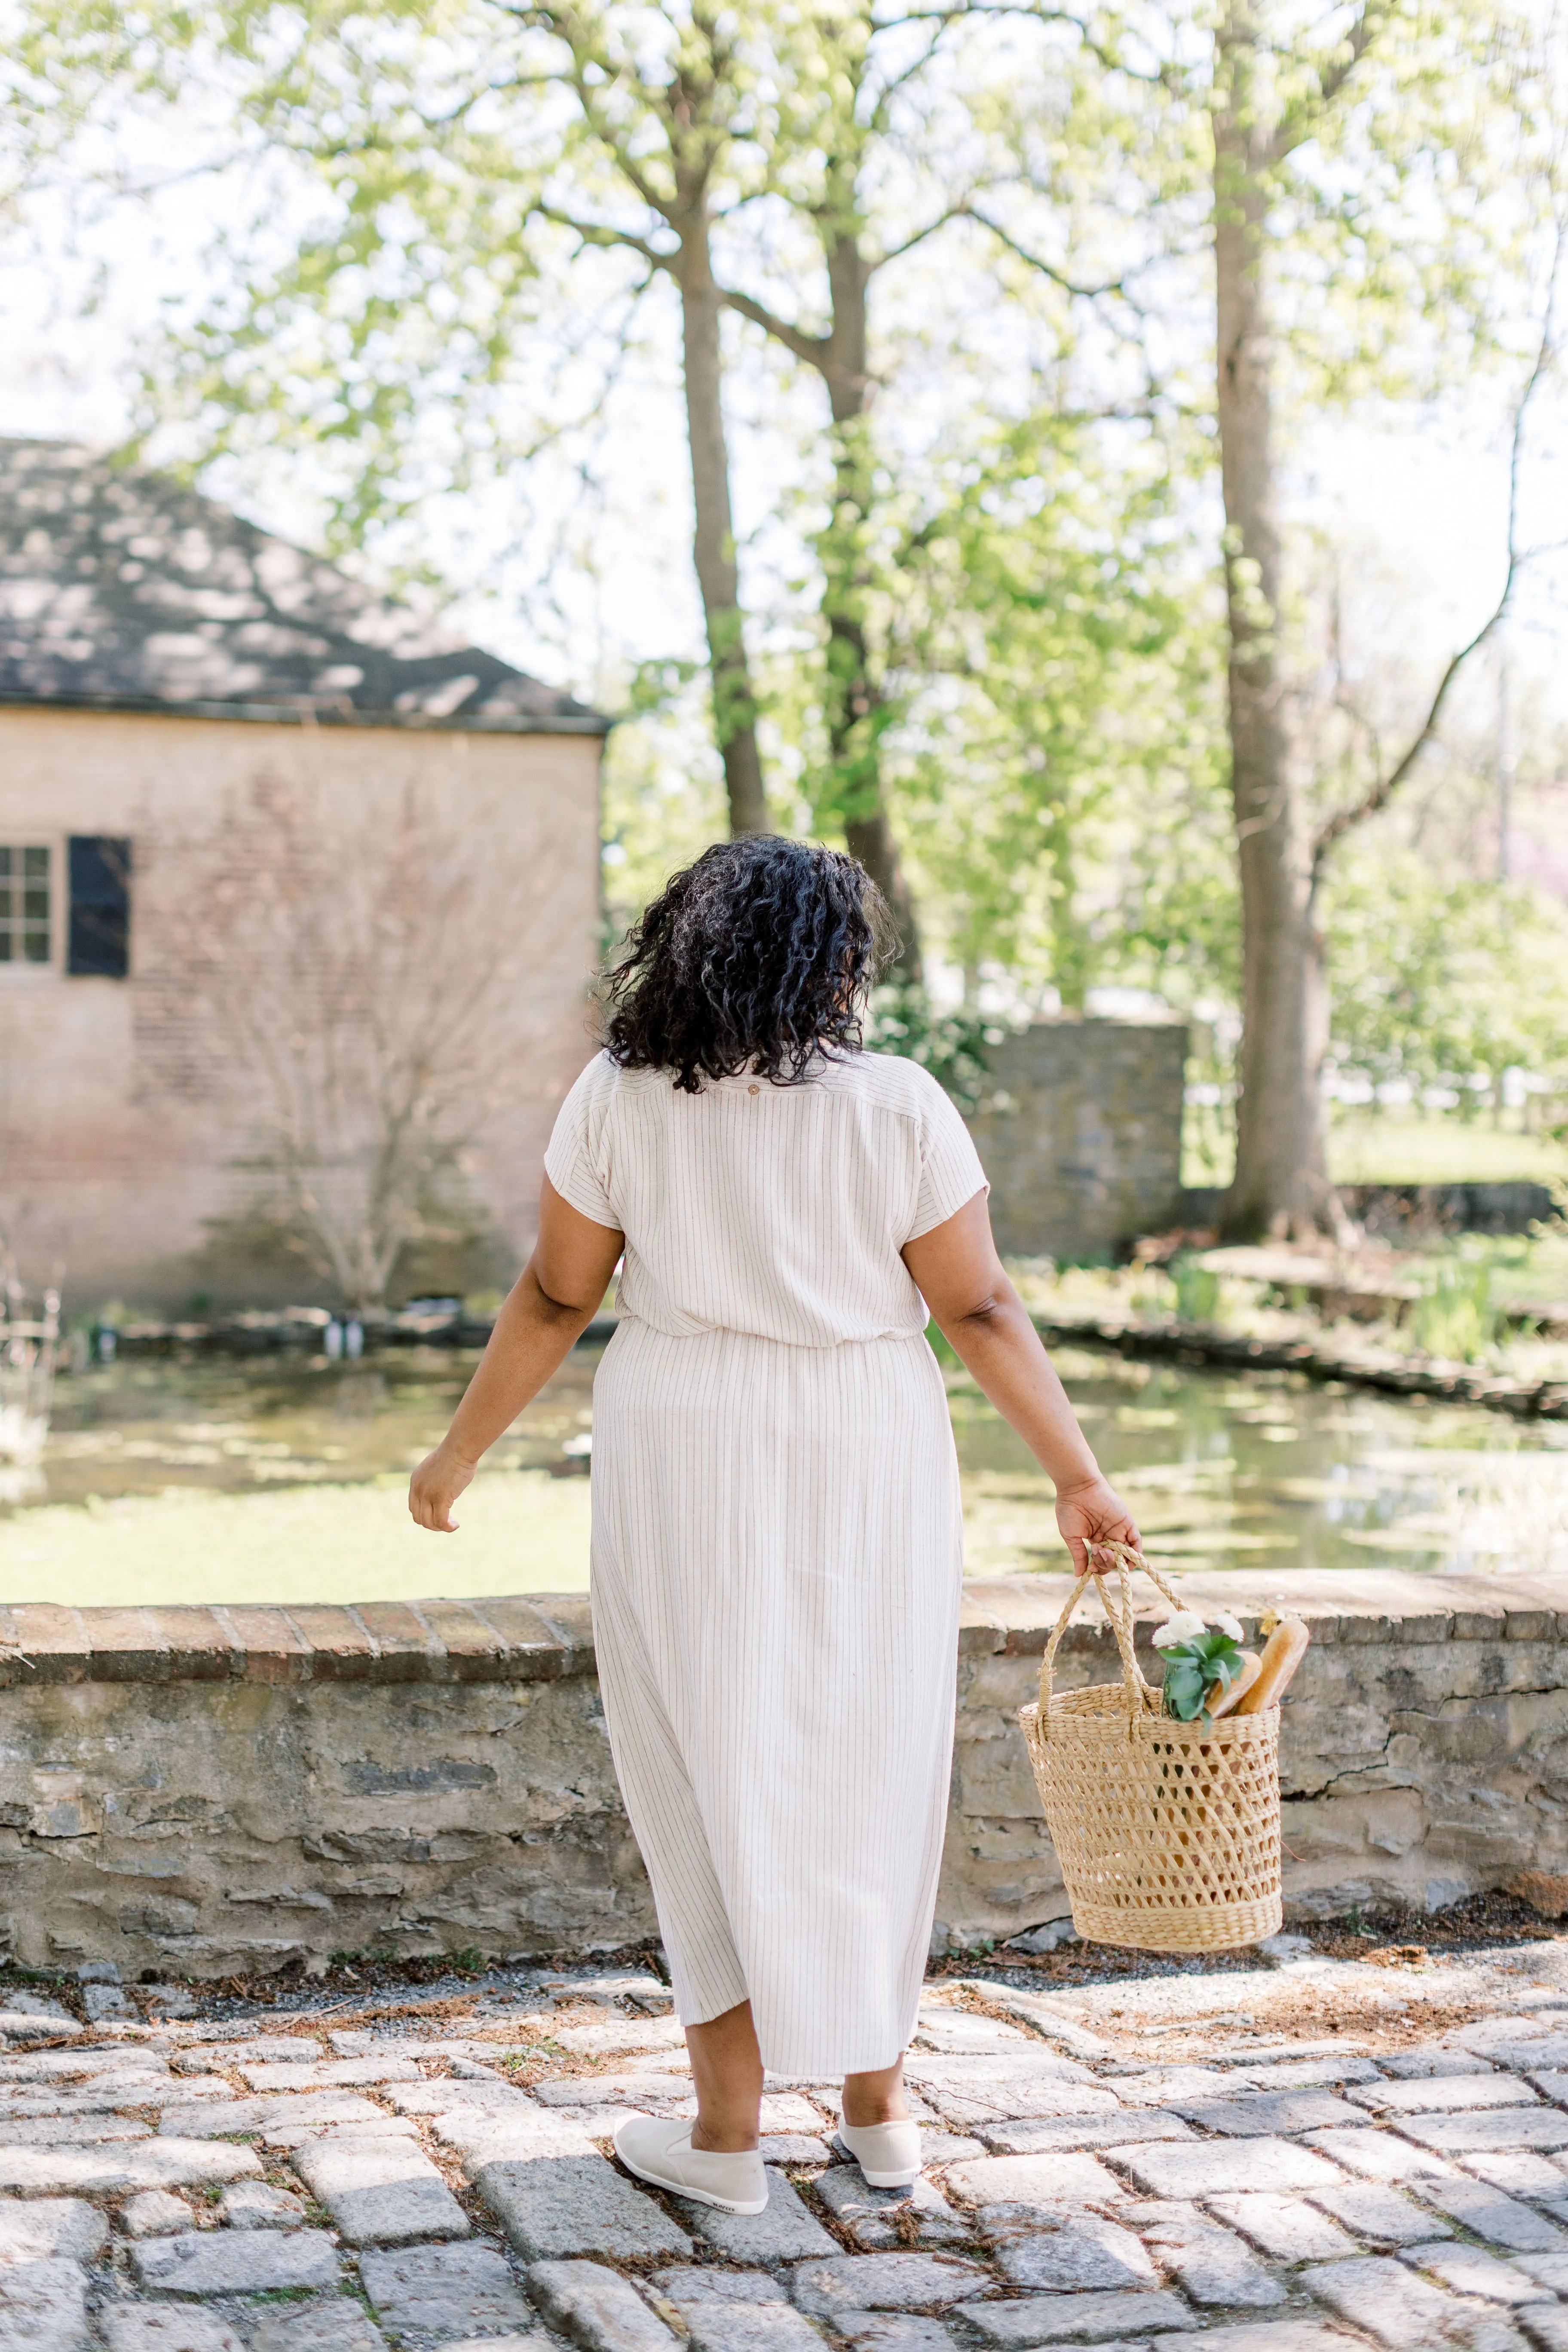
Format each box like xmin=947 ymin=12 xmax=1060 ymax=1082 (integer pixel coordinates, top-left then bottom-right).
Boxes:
xmin=1151 ymin=1608 xmax=1246 ymax=1723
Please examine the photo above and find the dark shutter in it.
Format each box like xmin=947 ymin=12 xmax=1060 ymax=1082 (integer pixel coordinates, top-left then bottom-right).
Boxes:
xmin=67 ymin=836 xmax=132 ymax=979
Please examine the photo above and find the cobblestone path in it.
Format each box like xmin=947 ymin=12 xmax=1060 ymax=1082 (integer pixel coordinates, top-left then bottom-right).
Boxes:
xmin=6 ymin=1945 xmax=1568 ymax=2352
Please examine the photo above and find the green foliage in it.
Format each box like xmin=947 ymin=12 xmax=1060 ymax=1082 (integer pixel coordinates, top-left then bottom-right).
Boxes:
xmin=881 ymin=412 xmax=1233 ymax=1008
xmin=1407 ymin=1244 xmax=1504 ymax=1363
xmin=1409 ymin=1261 xmax=1495 ymax=1363
xmin=1160 ymin=1627 xmax=1246 ymax=1723
xmin=1171 ymin=1258 xmax=1221 ymax=1323
xmin=1326 ymin=852 xmax=1568 ymax=1103
xmin=864 ymin=984 xmax=995 ymax=1116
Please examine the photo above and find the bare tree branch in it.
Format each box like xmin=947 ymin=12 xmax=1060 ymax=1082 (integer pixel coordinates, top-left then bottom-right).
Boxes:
xmin=718 ymin=285 xmax=829 ymax=365
xmin=870 ymin=202 xmax=981 ymax=273
xmin=1311 ymin=218 xmax=1564 ymax=879
xmin=1267 ymin=1 xmax=1382 ymax=165
xmin=965 ymin=207 xmax=1138 ymax=302
xmin=533 ymin=203 xmax=675 ymax=276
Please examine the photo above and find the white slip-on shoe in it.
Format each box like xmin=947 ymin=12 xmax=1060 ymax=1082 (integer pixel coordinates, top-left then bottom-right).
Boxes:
xmin=613 ymin=2113 xmax=768 ymax=2214
xmin=834 ymin=2117 xmax=922 ymax=2188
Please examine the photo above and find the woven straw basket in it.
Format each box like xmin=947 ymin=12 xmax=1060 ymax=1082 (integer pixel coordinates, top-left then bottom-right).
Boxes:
xmin=1019 ymin=1542 xmax=1283 ymax=1955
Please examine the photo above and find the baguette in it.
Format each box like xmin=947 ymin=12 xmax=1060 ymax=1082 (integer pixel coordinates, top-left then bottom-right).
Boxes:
xmin=1207 ymin=1650 xmax=1261 ymax=1719
xmin=1234 ymin=1617 xmax=1311 ymax=1714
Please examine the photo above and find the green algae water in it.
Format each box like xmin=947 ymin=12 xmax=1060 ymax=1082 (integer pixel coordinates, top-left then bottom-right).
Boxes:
xmin=1 ymin=1339 xmax=1564 ymax=1606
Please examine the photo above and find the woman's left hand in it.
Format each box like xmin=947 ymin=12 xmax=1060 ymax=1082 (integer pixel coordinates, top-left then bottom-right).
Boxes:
xmin=1054 ymin=1473 xmax=1141 ymax=1576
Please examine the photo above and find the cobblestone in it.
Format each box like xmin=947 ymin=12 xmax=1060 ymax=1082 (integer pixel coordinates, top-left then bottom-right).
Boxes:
xmin=245 ymin=2300 xmax=389 ymax=2352
xmin=1303 ymin=2253 xmax=1520 ymax=2348
xmin=1461 ymin=2154 xmax=1568 ymax=2199
xmin=1396 ymin=2110 xmax=1568 ymax=2154
xmin=651 ymin=2268 xmax=789 ymax=2307
xmin=129 ymin=2230 xmax=341 ymax=2295
xmin=1202 ymin=2194 xmax=1360 ymax=2263
xmin=978 ymin=2206 xmax=1156 ymax=2292
xmin=1415 ymin=2179 xmax=1568 ymax=2252
xmin=1348 ymin=2076 xmax=1543 ymax=2116
xmin=101 ymin=2311 xmax=245 ymax=2352
xmin=1127 ymin=2208 xmax=1286 ymax=2309
xmin=0 ymin=2257 xmax=88 ymax=2352
xmin=788 ymin=2254 xmax=993 ymax=2315
xmin=833 ymin=2318 xmax=958 ymax=2352
xmin=1297 ymin=2125 xmax=1458 ymax=2179
xmin=475 ymin=2155 xmax=695 ymax=2261
xmin=1167 ymin=2091 xmax=1366 ymax=2138
xmin=681 ymin=2305 xmax=825 ymax=2352
xmin=1109 ymin=2137 xmax=1341 ymax=2199
xmin=0 ymin=2199 xmax=107 ymax=2260
xmin=975 ymin=2114 xmax=1196 ymax=2155
xmin=1306 ymin=2180 xmax=1454 ymax=2246
xmin=677 ymin=2169 xmax=835 ymax=2260
xmin=0 ymin=2139 xmax=261 ymax=2194
xmin=1402 ymin=2245 xmax=1555 ymax=2306
xmin=293 ymin=2134 xmax=470 ymax=2246
xmin=957 ymin=2287 xmax=1194 ymax=2341
xmin=525 ymin=2258 xmax=679 ymax=2352
xmin=360 ymin=2240 xmax=536 ymax=2338
xmin=944 ymin=2153 xmax=1127 ymax=2208
xmin=15 ymin=1963 xmax=1568 ymax=2351
xmin=815 ymin=2165 xmax=969 ymax=2248
xmin=237 ymin=2059 xmax=422 ymax=2092
xmin=215 ymin=2181 xmax=306 ymax=2229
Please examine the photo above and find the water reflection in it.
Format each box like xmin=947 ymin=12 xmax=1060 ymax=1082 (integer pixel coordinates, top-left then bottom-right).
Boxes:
xmin=21 ymin=1340 xmax=1568 ymax=1586
xmin=953 ymin=1348 xmax=1568 ymax=1580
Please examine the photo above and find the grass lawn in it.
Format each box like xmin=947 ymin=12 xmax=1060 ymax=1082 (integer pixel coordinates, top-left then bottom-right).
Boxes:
xmin=1185 ymin=1111 xmax=1567 ymax=1191
xmin=0 ymin=1467 xmax=591 ymax=1608
xmin=1327 ymin=1115 xmax=1568 ymax=1188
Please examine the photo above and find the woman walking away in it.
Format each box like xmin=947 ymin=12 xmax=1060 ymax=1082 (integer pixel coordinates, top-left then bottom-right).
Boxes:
xmin=410 ymin=837 xmax=1138 ymax=2216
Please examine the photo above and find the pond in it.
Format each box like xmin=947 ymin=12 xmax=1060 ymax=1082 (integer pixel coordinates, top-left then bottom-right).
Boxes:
xmin=2 ymin=1338 xmax=1565 ymax=1607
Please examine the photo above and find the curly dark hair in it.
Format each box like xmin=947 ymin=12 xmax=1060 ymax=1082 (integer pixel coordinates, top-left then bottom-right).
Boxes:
xmin=601 ymin=836 xmax=897 ymax=1093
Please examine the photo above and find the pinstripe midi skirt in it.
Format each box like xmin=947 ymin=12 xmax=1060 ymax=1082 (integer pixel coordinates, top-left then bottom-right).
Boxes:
xmin=589 ymin=1317 xmax=964 ymax=2076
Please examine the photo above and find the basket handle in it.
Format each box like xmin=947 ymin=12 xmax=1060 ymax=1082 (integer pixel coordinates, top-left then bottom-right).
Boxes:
xmin=1034 ymin=1540 xmax=1194 ymax=1743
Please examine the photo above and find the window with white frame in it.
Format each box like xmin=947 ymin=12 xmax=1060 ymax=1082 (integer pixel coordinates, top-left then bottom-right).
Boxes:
xmin=0 ymin=846 xmax=51 ymax=965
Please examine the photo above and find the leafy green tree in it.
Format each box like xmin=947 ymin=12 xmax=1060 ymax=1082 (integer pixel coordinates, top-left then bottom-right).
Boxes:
xmin=1326 ymin=851 xmax=1568 ymax=1113
xmin=883 ymin=409 xmax=1230 ymax=1013
xmin=992 ymin=0 xmax=1563 ymax=1231
xmin=6 ymin=0 xmax=1174 ymax=975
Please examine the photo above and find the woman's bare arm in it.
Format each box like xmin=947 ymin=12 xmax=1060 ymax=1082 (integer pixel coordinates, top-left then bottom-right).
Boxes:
xmin=408 ymin=1176 xmax=625 ymax=1533
xmin=903 ymin=1191 xmax=1139 ymax=1572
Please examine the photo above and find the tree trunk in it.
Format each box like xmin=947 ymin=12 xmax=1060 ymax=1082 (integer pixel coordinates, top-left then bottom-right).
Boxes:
xmin=817 ymin=225 xmax=922 ymax=974
xmin=1213 ymin=11 xmax=1335 ymax=1240
xmin=677 ymin=231 xmax=769 ymax=837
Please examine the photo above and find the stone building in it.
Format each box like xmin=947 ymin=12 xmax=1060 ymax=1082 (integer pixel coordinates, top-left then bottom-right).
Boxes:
xmin=0 ymin=439 xmax=607 ymax=1311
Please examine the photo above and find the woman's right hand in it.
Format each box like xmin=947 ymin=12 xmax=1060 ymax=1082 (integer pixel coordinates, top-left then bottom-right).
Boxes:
xmin=1054 ymin=1473 xmax=1141 ymax=1577
xmin=409 ymin=1441 xmax=477 ymax=1534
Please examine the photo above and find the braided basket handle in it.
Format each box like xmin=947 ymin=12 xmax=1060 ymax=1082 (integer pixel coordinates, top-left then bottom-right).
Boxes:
xmin=1035 ymin=1540 xmax=1197 ymax=1744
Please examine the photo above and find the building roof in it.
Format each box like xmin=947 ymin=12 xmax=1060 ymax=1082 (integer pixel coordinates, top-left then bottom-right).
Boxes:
xmin=0 ymin=438 xmax=606 ymax=733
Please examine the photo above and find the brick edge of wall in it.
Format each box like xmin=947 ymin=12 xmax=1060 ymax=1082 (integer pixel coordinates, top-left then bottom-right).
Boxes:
xmin=6 ymin=1569 xmax=1562 ymax=1690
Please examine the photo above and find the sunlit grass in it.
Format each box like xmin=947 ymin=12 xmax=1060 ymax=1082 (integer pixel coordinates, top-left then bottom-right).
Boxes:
xmin=1183 ymin=1109 xmax=1567 ymax=1191
xmin=0 ymin=1468 xmax=591 ymax=1608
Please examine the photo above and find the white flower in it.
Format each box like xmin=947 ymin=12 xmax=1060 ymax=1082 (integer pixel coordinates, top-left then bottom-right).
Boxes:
xmin=1151 ymin=1611 xmax=1207 ymax=1649
xmin=1214 ymin=1612 xmax=1244 ymax=1642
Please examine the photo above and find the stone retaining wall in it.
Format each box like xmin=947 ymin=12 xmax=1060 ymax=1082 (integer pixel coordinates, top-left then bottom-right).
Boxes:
xmin=0 ymin=1571 xmax=1562 ymax=1977
xmin=966 ymin=1020 xmax=1188 ymax=1260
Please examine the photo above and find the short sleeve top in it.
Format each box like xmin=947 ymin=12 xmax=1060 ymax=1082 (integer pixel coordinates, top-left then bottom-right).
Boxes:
xmin=544 ymin=1048 xmax=989 ymax=1346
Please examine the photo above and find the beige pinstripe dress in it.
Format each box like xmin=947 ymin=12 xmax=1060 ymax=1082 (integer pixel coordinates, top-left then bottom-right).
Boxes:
xmin=545 ymin=1047 xmax=988 ymax=2075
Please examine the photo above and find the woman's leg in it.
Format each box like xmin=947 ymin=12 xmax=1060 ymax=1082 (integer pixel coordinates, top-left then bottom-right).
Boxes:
xmin=842 ymin=2059 xmax=910 ymax=2127
xmin=688 ymin=2001 xmax=911 ymax=2144
xmin=688 ymin=2001 xmax=765 ymax=2152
